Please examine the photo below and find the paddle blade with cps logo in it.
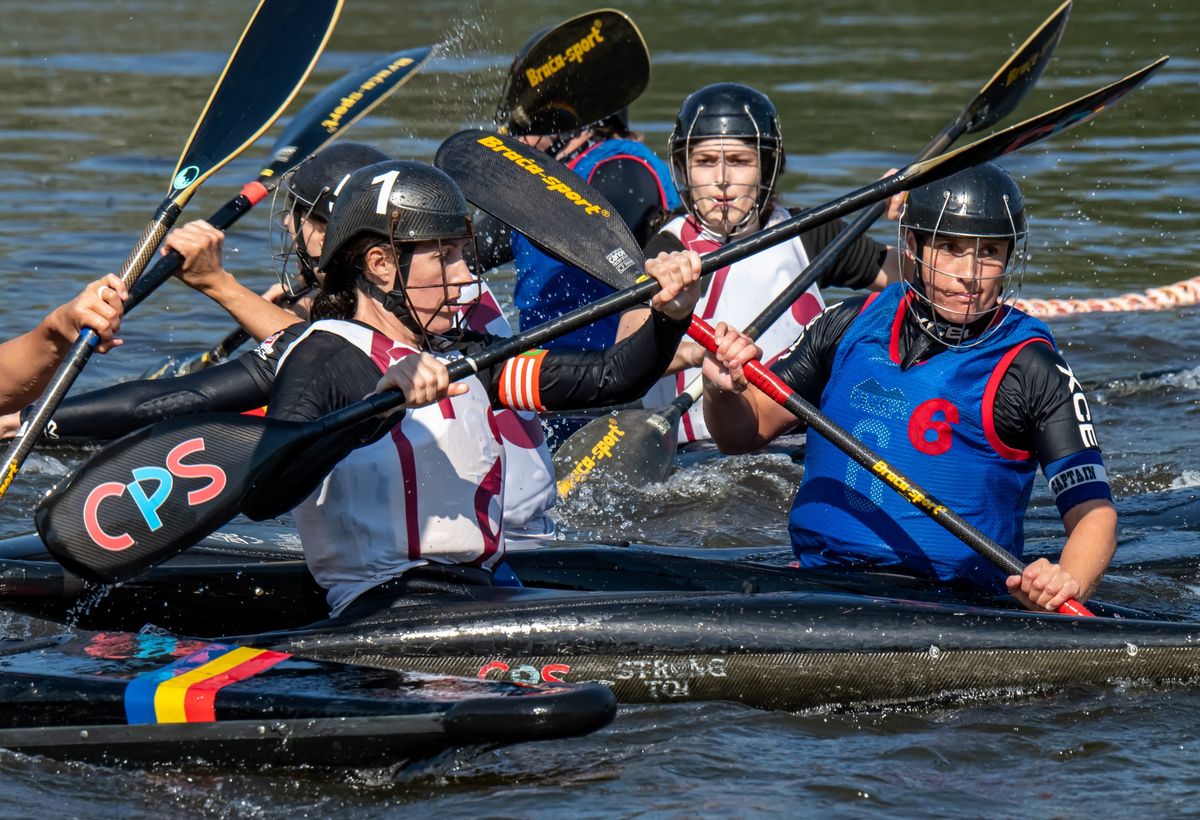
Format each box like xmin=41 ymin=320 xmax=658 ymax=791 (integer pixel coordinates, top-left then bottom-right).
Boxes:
xmin=34 ymin=414 xmax=287 ymax=584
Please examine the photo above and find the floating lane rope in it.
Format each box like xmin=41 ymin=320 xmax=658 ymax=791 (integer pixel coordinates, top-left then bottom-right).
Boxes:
xmin=1016 ymin=275 xmax=1200 ymax=317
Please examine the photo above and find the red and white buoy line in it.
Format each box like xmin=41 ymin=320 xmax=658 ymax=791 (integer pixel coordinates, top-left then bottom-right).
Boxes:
xmin=1015 ymin=275 xmax=1200 ymax=318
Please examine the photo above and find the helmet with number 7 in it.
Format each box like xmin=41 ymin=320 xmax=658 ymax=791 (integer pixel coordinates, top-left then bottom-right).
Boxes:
xmin=319 ymin=160 xmax=473 ymax=274
xmin=317 ymin=160 xmax=479 ymax=340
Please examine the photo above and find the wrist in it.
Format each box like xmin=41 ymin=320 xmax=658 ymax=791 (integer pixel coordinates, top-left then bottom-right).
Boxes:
xmin=41 ymin=306 xmax=74 ymax=348
xmin=189 ymin=268 xmax=237 ymax=297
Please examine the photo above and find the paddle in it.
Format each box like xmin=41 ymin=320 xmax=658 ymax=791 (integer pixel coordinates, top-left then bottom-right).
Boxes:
xmin=494 ymin=8 xmax=649 ymax=135
xmin=34 ymin=56 xmax=1164 ymax=585
xmin=0 ymin=0 xmax=343 ymax=501
xmin=553 ymin=0 xmax=1074 ymax=496
xmin=137 ymin=46 xmax=433 ymax=380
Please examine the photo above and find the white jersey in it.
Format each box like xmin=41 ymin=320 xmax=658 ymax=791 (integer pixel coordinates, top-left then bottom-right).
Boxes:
xmin=278 ymin=320 xmax=506 ymax=616
xmin=641 ymin=207 xmax=826 ymax=443
xmin=459 ymin=282 xmax=556 ymax=538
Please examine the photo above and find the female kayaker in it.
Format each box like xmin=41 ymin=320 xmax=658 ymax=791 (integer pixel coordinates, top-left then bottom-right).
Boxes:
xmin=2 ymin=144 xmax=561 ymax=539
xmin=0 ymin=274 xmax=126 ymax=414
xmin=252 ymin=159 xmax=702 ymax=617
xmin=701 ymin=162 xmax=1117 ymax=612
xmin=619 ymin=83 xmax=902 ymax=445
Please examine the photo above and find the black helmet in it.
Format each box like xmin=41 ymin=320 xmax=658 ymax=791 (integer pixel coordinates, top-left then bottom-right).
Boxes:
xmin=283 ymin=142 xmax=391 ymax=220
xmin=272 ymin=143 xmax=391 ymax=296
xmin=898 ymin=162 xmax=1029 ymax=347
xmin=668 ymin=83 xmax=784 ymax=233
xmin=900 ymin=161 xmax=1027 ymax=240
xmin=319 ymin=160 xmax=472 ymax=275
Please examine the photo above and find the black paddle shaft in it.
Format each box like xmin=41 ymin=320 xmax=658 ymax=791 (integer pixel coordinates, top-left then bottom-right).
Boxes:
xmin=130 ymin=47 xmax=432 ymax=313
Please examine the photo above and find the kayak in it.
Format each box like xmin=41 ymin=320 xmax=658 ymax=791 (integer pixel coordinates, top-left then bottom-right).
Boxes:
xmin=0 ymin=626 xmax=615 ymax=768
xmin=0 ymin=532 xmax=1197 ymax=711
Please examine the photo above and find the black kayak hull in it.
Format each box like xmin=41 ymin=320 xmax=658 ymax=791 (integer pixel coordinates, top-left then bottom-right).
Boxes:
xmin=1 ymin=532 xmax=1197 ymax=711
xmin=242 ymin=586 xmax=1200 ymax=712
xmin=0 ymin=629 xmax=615 ymax=768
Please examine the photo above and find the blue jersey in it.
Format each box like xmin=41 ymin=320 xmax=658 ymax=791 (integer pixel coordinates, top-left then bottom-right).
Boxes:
xmin=511 ymin=138 xmax=681 ymax=349
xmin=789 ymin=285 xmax=1055 ymax=590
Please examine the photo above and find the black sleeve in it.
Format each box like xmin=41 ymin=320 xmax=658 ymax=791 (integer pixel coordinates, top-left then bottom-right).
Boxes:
xmin=237 ymin=321 xmax=308 ymax=394
xmin=769 ymin=297 xmax=867 ymax=421
xmin=789 ymin=209 xmax=888 ymax=291
xmin=643 ymin=230 xmax=685 ymax=257
xmin=32 ymin=360 xmax=270 ymax=442
xmin=468 ymin=210 xmax=513 ymax=272
xmin=993 ymin=342 xmax=1102 ymax=466
xmin=589 ymin=158 xmax=668 ymax=246
xmin=481 ymin=310 xmax=691 ymax=411
xmin=245 ymin=331 xmax=401 ymax=519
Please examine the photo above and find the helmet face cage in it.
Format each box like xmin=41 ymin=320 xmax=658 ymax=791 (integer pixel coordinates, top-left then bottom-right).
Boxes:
xmin=373 ymin=214 xmax=484 ymax=350
xmin=669 ymin=105 xmax=782 ymax=240
xmin=898 ymin=191 xmax=1029 ymax=349
xmin=270 ymin=167 xmax=326 ymax=298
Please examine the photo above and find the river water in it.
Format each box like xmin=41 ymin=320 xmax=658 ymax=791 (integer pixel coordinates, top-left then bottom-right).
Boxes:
xmin=1 ymin=0 xmax=1199 ymax=815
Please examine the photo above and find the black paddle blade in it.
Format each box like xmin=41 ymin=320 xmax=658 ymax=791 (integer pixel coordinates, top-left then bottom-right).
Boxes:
xmin=553 ymin=409 xmax=680 ymax=498
xmin=436 ymin=130 xmax=644 ymax=290
xmin=34 ymin=414 xmax=306 ymax=584
xmin=907 ymin=56 xmax=1168 ymax=185
xmin=495 ymin=9 xmax=649 ymax=135
xmin=168 ymin=0 xmax=343 ymax=203
xmin=962 ymin=0 xmax=1070 ymax=133
xmin=258 ymin=46 xmax=432 ymax=182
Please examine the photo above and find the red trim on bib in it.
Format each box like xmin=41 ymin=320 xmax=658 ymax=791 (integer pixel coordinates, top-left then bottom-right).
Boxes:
xmin=982 ymin=337 xmax=1053 ymax=461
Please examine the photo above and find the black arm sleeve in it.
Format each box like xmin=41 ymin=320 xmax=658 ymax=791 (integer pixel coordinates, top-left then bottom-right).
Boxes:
xmin=643 ymin=230 xmax=685 ymax=257
xmin=36 ymin=361 xmax=270 ymax=442
xmin=469 ymin=210 xmax=514 ymax=272
xmin=992 ymin=342 xmax=1102 ymax=466
xmin=590 ymin=158 xmax=669 ymax=246
xmin=769 ymin=297 xmax=867 ymax=424
xmin=245 ymin=331 xmax=401 ymax=519
xmin=790 ymin=209 xmax=888 ymax=291
xmin=482 ymin=310 xmax=691 ymax=410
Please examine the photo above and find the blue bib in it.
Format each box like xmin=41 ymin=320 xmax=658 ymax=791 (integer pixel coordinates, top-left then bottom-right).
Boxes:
xmin=511 ymin=139 xmax=680 ymax=349
xmin=789 ymin=284 xmax=1054 ymax=589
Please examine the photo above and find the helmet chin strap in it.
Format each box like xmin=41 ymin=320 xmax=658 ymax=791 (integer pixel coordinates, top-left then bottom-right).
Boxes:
xmin=358 ymin=245 xmax=424 ymax=337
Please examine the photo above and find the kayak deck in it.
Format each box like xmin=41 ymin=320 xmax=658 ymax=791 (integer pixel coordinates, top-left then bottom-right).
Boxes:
xmin=0 ymin=629 xmax=616 ymax=768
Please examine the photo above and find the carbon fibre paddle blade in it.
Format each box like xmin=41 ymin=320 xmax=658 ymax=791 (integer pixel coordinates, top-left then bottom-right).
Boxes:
xmin=35 ymin=414 xmax=308 ymax=584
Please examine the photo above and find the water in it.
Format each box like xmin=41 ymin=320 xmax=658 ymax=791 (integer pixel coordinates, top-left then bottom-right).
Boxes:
xmin=1 ymin=0 xmax=1199 ymax=814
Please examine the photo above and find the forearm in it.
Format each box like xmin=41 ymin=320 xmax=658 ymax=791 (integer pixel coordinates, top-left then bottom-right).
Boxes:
xmin=702 ymin=381 xmax=770 ymax=454
xmin=194 ymin=272 xmax=299 ymax=342
xmin=1058 ymin=499 xmax=1118 ymax=601
xmin=0 ymin=313 xmax=71 ymax=412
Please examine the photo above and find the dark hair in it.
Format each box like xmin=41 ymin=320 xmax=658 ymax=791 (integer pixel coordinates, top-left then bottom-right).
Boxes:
xmin=309 ymin=235 xmax=383 ymax=321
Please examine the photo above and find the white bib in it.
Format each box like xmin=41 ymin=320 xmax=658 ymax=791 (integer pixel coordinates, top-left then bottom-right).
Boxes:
xmin=278 ymin=320 xmax=506 ymax=615
xmin=641 ymin=207 xmax=826 ymax=443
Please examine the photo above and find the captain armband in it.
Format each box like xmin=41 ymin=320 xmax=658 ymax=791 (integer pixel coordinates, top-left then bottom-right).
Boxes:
xmin=1044 ymin=450 xmax=1112 ymax=517
xmin=498 ymin=349 xmax=548 ymax=412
